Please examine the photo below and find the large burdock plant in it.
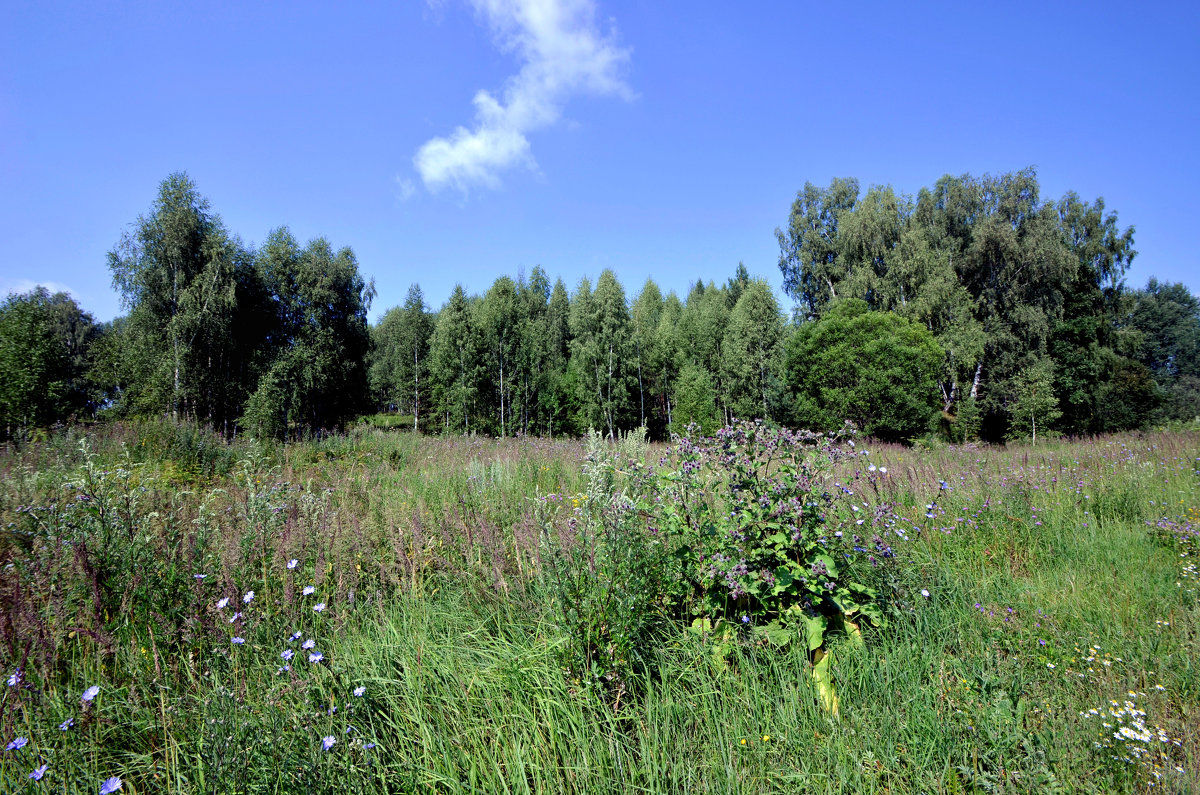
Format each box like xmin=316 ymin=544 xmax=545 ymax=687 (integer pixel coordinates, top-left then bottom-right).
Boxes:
xmin=538 ymin=420 xmax=901 ymax=714
xmin=654 ymin=420 xmax=900 ymax=713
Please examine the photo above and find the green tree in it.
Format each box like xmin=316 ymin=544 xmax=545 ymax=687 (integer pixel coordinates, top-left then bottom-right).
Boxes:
xmin=108 ymin=173 xmax=255 ymax=429
xmin=396 ymin=285 xmax=434 ymax=429
xmin=677 ymin=281 xmax=731 ymax=423
xmin=630 ymin=279 xmax=664 ymax=430
xmin=0 ymin=290 xmax=69 ymax=436
xmin=784 ymin=300 xmax=944 ymax=442
xmin=429 ymin=285 xmax=480 ymax=433
xmin=569 ymin=271 xmax=632 ymax=437
xmin=722 ymin=279 xmax=785 ymax=421
xmin=670 ymin=363 xmax=719 ymax=436
xmin=477 ymin=276 xmax=522 ymax=437
xmin=775 ymin=177 xmax=860 ymax=319
xmin=243 ymin=229 xmax=373 ymax=436
xmin=1130 ymin=279 xmax=1200 ymax=421
xmin=1007 ymin=359 xmax=1062 ymax=445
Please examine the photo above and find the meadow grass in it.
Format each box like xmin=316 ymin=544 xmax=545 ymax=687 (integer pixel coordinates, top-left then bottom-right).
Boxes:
xmin=0 ymin=422 xmax=1195 ymax=793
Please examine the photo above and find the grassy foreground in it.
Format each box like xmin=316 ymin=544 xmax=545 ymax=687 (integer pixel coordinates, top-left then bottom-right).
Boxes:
xmin=0 ymin=421 xmax=1197 ymax=793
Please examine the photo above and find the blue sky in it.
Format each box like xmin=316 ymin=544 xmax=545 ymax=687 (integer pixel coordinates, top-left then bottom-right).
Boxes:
xmin=2 ymin=0 xmax=1197 ymax=322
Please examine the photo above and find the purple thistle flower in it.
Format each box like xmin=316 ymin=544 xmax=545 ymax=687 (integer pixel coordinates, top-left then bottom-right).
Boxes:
xmin=6 ymin=736 xmax=29 ymax=751
xmin=99 ymin=776 xmax=122 ymax=794
xmin=322 ymin=735 xmax=336 ymax=751
xmin=29 ymin=763 xmax=48 ymax=780
xmin=82 ymin=685 xmax=100 ymax=703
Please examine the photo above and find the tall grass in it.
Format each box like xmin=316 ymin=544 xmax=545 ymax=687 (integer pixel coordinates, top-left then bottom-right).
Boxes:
xmin=0 ymin=422 xmax=1195 ymax=793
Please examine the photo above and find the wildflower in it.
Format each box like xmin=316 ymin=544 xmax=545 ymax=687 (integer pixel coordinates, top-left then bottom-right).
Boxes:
xmin=313 ymin=602 xmax=326 ymax=613
xmin=194 ymin=573 xmax=206 ymax=579
xmin=29 ymin=763 xmax=48 ymax=780
xmin=216 ymin=598 xmax=230 ymax=609
xmin=363 ymin=743 xmax=377 ymax=750
xmin=322 ymin=735 xmax=336 ymax=751
xmin=281 ymin=649 xmax=294 ymax=661
xmin=739 ymin=738 xmax=747 ymax=745
xmin=231 ymin=637 xmax=245 ymax=645
xmin=82 ymin=685 xmax=100 ymax=702
xmin=242 ymin=591 xmax=255 ymax=604
xmin=277 ymin=665 xmax=291 ymax=674
xmin=302 ymin=586 xmax=315 ymax=596
xmin=741 ymin=615 xmax=750 ymax=624
xmin=353 ymin=686 xmax=366 ymax=697
xmin=762 ymin=734 xmax=771 ymax=741
xmin=6 ymin=670 xmax=20 ymax=687
xmin=920 ymin=589 xmax=930 ymax=598
xmin=287 ymin=559 xmax=299 ymax=569
xmin=59 ymin=719 xmax=73 ymax=731
xmin=6 ymin=736 xmax=29 ymax=751
xmin=228 ymin=612 xmax=241 ymax=624
xmin=302 ymin=639 xmax=315 ymax=650
xmin=290 ymin=631 xmax=303 ymax=642
xmin=309 ymin=652 xmax=324 ymax=663
xmin=99 ymin=777 xmax=122 ymax=794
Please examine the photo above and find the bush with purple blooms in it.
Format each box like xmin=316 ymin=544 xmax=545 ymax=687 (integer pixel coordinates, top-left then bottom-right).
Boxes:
xmin=652 ymin=420 xmax=898 ymax=653
xmin=537 ymin=420 xmax=901 ymax=698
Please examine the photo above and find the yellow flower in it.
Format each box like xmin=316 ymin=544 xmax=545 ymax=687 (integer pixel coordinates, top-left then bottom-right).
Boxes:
xmin=762 ymin=735 xmax=771 ymax=742
xmin=739 ymin=738 xmax=747 ymax=745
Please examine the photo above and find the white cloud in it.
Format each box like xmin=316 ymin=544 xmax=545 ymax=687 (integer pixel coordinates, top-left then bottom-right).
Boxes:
xmin=395 ymin=176 xmax=418 ymax=202
xmin=414 ymin=0 xmax=631 ymax=193
xmin=1 ymin=279 xmax=78 ymax=299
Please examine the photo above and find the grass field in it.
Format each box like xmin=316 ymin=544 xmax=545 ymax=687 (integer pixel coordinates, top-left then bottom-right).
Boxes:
xmin=0 ymin=421 xmax=1196 ymax=793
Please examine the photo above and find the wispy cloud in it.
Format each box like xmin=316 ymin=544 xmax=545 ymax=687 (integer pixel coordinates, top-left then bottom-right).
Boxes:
xmin=1 ymin=279 xmax=78 ymax=299
xmin=395 ymin=176 xmax=418 ymax=202
xmin=414 ymin=0 xmax=631 ymax=193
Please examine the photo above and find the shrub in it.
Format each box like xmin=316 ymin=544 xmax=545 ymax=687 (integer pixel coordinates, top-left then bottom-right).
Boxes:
xmin=537 ymin=421 xmax=901 ymax=709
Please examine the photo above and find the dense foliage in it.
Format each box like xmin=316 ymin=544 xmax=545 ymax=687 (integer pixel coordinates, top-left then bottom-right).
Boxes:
xmin=775 ymin=169 xmax=1195 ymax=440
xmin=2 ymin=168 xmax=1198 ymax=443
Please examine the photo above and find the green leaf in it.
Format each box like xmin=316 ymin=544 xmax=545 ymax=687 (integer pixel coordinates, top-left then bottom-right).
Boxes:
xmin=803 ymin=614 xmax=827 ymax=652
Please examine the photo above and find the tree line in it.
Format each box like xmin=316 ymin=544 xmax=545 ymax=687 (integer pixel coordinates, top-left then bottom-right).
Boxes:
xmin=2 ymin=169 xmax=1198 ymax=443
